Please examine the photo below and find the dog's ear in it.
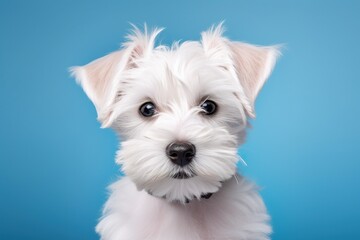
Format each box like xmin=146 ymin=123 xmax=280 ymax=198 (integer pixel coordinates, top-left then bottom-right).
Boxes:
xmin=201 ymin=24 xmax=280 ymax=117
xmin=227 ymin=42 xmax=280 ymax=117
xmin=70 ymin=51 xmax=124 ymax=120
xmin=70 ymin=26 xmax=162 ymax=127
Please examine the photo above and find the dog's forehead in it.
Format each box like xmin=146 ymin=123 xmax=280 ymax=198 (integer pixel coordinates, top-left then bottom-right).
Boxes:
xmin=152 ymin=42 xmax=208 ymax=75
xmin=133 ymin=44 xmax=227 ymax=106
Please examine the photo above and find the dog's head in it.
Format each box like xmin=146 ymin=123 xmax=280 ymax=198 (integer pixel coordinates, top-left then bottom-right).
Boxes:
xmin=71 ymin=24 xmax=279 ymax=203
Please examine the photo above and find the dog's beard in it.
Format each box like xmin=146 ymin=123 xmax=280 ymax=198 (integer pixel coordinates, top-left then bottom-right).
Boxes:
xmin=116 ymin=125 xmax=239 ymax=203
xmin=145 ymin=177 xmax=222 ymax=203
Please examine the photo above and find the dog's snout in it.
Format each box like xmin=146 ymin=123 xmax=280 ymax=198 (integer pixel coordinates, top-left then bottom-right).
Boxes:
xmin=166 ymin=142 xmax=196 ymax=167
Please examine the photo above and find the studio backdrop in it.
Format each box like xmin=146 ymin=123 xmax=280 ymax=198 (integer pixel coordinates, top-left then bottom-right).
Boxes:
xmin=0 ymin=1 xmax=359 ymax=239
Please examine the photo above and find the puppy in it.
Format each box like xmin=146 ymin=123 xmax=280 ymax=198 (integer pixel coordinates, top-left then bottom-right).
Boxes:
xmin=71 ymin=24 xmax=280 ymax=240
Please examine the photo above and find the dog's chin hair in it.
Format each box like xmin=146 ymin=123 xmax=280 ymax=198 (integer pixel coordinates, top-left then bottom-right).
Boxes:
xmin=142 ymin=176 xmax=223 ymax=204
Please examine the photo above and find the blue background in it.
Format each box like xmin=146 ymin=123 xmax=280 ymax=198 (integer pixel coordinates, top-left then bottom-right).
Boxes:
xmin=1 ymin=0 xmax=359 ymax=239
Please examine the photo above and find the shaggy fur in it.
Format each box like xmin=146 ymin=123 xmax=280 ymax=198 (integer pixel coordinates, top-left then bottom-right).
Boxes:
xmin=71 ymin=24 xmax=280 ymax=240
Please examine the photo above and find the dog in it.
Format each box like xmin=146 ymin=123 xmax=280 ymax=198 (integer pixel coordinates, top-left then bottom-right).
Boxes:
xmin=71 ymin=24 xmax=280 ymax=240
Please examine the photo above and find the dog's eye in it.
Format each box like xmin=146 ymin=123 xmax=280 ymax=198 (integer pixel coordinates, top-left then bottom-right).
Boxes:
xmin=200 ymin=100 xmax=217 ymax=115
xmin=139 ymin=102 xmax=157 ymax=117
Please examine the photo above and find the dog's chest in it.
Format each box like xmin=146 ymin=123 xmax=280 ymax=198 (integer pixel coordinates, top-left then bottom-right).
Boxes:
xmin=96 ymin=176 xmax=271 ymax=240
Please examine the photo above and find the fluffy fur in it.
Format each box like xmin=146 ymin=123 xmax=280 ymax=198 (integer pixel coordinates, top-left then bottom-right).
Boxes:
xmin=71 ymin=24 xmax=280 ymax=240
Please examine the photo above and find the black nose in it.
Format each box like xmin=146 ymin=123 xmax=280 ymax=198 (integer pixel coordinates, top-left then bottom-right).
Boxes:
xmin=166 ymin=142 xmax=196 ymax=167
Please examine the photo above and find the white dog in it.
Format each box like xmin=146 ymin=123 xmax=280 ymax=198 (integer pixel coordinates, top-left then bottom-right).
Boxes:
xmin=71 ymin=24 xmax=280 ymax=240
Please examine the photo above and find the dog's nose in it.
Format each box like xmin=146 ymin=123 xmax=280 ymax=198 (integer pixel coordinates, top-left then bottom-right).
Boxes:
xmin=166 ymin=142 xmax=196 ymax=167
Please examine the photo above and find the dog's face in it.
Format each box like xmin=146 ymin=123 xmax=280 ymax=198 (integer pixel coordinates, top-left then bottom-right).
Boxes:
xmin=71 ymin=25 xmax=279 ymax=203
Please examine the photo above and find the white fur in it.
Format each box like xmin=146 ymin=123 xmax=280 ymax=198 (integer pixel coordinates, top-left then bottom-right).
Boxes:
xmin=96 ymin=175 xmax=271 ymax=240
xmin=71 ymin=23 xmax=279 ymax=240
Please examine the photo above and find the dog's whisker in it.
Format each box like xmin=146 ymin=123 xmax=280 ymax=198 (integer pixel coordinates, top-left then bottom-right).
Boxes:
xmin=234 ymin=174 xmax=240 ymax=184
xmin=239 ymin=155 xmax=247 ymax=166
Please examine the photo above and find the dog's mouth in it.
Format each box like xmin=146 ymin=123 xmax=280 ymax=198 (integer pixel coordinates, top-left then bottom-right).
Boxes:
xmin=172 ymin=171 xmax=194 ymax=179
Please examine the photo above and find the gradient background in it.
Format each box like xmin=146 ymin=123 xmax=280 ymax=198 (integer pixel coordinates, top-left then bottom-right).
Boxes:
xmin=1 ymin=0 xmax=360 ymax=239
